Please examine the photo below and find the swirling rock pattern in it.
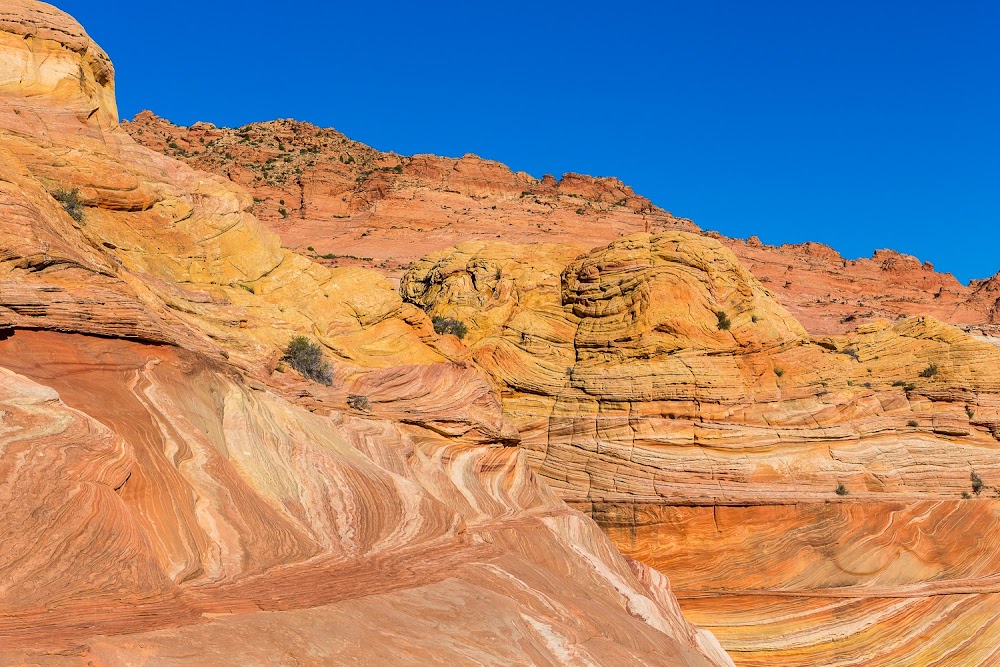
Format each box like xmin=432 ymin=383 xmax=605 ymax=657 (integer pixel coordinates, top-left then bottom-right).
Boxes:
xmin=0 ymin=3 xmax=731 ymax=665
xmin=0 ymin=330 xmax=731 ymax=665
xmin=403 ymin=232 xmax=1000 ymax=665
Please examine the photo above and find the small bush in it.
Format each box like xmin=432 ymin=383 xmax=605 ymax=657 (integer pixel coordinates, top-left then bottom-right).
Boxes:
xmin=278 ymin=208 xmax=288 ymax=218
xmin=751 ymin=314 xmax=760 ymax=323
xmin=716 ymin=310 xmax=732 ymax=331
xmin=907 ymin=420 xmax=918 ymax=427
xmin=347 ymin=394 xmax=371 ymax=411
xmin=774 ymin=367 xmax=785 ymax=377
xmin=283 ymin=336 xmax=332 ymax=385
xmin=971 ymin=471 xmax=984 ymax=496
xmin=835 ymin=484 xmax=849 ymax=496
xmin=919 ymin=363 xmax=938 ymax=378
xmin=962 ymin=491 xmax=971 ymax=499
xmin=52 ymin=188 xmax=85 ymax=222
xmin=432 ymin=316 xmax=468 ymax=339
xmin=966 ymin=405 xmax=975 ymax=418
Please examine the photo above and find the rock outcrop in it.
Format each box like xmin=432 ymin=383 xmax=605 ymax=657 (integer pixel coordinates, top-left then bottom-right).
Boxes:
xmin=123 ymin=112 xmax=697 ymax=282
xmin=403 ymin=231 xmax=1000 ymax=665
xmin=0 ymin=4 xmax=732 ymax=666
xmin=125 ymin=116 xmax=1000 ymax=339
xmin=0 ymin=331 xmax=730 ymax=666
xmin=723 ymin=234 xmax=1000 ymax=335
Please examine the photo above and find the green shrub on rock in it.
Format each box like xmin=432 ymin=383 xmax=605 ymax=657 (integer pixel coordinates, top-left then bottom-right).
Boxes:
xmin=283 ymin=336 xmax=332 ymax=385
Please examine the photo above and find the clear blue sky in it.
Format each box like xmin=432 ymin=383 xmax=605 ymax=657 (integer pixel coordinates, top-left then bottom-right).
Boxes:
xmin=57 ymin=1 xmax=998 ymax=283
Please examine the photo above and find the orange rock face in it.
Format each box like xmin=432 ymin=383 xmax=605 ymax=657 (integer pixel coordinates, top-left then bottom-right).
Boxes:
xmin=0 ymin=3 xmax=733 ymax=666
xmin=8 ymin=1 xmax=1000 ymax=665
xmin=123 ymin=112 xmax=696 ymax=283
xmin=124 ymin=117 xmax=1000 ymax=340
xmin=723 ymin=234 xmax=1000 ymax=335
xmin=405 ymin=232 xmax=1000 ymax=665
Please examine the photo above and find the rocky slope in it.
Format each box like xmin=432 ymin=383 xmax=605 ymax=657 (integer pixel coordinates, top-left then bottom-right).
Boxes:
xmin=0 ymin=3 xmax=733 ymax=665
xmin=124 ymin=116 xmax=1000 ymax=337
xmin=122 ymin=111 xmax=697 ymax=282
xmin=723 ymin=234 xmax=1000 ymax=335
xmin=403 ymin=231 xmax=1000 ymax=665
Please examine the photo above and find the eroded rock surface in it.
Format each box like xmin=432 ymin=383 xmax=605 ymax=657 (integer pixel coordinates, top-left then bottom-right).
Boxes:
xmin=124 ymin=114 xmax=1000 ymax=340
xmin=723 ymin=234 xmax=1000 ymax=335
xmin=123 ymin=112 xmax=696 ymax=282
xmin=0 ymin=4 xmax=731 ymax=665
xmin=404 ymin=231 xmax=1000 ymax=666
xmin=0 ymin=331 xmax=730 ymax=666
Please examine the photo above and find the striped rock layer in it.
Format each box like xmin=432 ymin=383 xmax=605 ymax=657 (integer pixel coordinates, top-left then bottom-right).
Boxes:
xmin=403 ymin=233 xmax=1000 ymax=666
xmin=0 ymin=3 xmax=732 ymax=666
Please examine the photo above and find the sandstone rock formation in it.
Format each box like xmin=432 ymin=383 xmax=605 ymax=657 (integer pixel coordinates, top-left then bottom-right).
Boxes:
xmin=0 ymin=331 xmax=730 ymax=666
xmin=723 ymin=234 xmax=1000 ymax=335
xmin=403 ymin=231 xmax=1000 ymax=666
xmin=124 ymin=117 xmax=1000 ymax=340
xmin=123 ymin=112 xmax=697 ymax=283
xmin=0 ymin=3 xmax=733 ymax=665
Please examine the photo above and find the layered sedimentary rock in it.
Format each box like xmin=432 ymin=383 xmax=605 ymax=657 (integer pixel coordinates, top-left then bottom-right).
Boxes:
xmin=0 ymin=3 xmax=732 ymax=665
xmin=124 ymin=116 xmax=1000 ymax=339
xmin=0 ymin=331 xmax=730 ymax=666
xmin=123 ymin=112 xmax=696 ymax=281
xmin=403 ymin=231 xmax=1000 ymax=665
xmin=723 ymin=234 xmax=1000 ymax=335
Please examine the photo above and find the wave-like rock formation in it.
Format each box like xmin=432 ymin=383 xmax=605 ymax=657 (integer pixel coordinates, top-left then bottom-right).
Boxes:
xmin=0 ymin=331 xmax=730 ymax=666
xmin=403 ymin=231 xmax=1000 ymax=665
xmin=0 ymin=3 xmax=733 ymax=665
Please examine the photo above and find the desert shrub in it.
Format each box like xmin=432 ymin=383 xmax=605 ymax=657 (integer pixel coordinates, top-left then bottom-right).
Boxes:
xmin=907 ymin=420 xmax=918 ymax=427
xmin=432 ymin=316 xmax=468 ymax=339
xmin=347 ymin=394 xmax=371 ymax=411
xmin=835 ymin=484 xmax=849 ymax=496
xmin=919 ymin=363 xmax=938 ymax=378
xmin=716 ymin=310 xmax=732 ymax=331
xmin=52 ymin=188 xmax=85 ymax=222
xmin=971 ymin=471 xmax=984 ymax=496
xmin=774 ymin=367 xmax=785 ymax=377
xmin=283 ymin=336 xmax=332 ymax=385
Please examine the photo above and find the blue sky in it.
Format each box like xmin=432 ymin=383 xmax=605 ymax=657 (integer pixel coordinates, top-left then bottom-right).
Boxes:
xmin=58 ymin=1 xmax=998 ymax=282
